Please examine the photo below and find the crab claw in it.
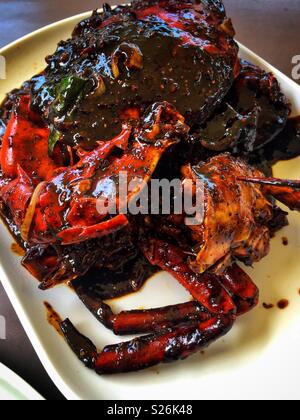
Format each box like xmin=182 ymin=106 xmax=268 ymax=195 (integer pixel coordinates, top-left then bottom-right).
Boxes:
xmin=218 ymin=264 xmax=259 ymax=316
xmin=0 ymin=94 xmax=64 ymax=233
xmin=0 ymin=95 xmax=63 ymax=182
xmin=56 ymin=214 xmax=129 ymax=245
xmin=141 ymin=239 xmax=236 ymax=316
xmin=23 ymin=102 xmax=188 ymax=246
xmin=0 ymin=165 xmax=34 ymax=227
xmin=141 ymin=239 xmax=259 ymax=317
xmin=240 ymin=177 xmax=300 ymax=211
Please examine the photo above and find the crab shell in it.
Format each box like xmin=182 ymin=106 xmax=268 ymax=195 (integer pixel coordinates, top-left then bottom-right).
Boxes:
xmin=181 ymin=153 xmax=294 ymax=274
xmin=31 ymin=0 xmax=239 ymax=148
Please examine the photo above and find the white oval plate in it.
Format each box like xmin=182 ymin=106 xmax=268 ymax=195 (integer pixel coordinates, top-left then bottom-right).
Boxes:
xmin=0 ymin=363 xmax=44 ymax=400
xmin=1 ymin=10 xmax=300 ymax=401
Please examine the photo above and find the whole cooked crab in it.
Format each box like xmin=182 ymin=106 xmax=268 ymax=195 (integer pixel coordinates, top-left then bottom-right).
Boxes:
xmin=1 ymin=0 xmax=300 ymax=375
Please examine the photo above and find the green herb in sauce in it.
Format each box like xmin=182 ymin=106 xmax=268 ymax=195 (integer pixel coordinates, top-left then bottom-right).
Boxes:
xmin=48 ymin=75 xmax=87 ymax=154
xmin=48 ymin=125 xmax=61 ymax=155
xmin=51 ymin=75 xmax=87 ymax=117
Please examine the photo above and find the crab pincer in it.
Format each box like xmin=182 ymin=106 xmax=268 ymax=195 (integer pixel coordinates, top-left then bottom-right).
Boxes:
xmin=218 ymin=264 xmax=259 ymax=316
xmin=141 ymin=239 xmax=237 ymax=316
xmin=141 ymin=239 xmax=259 ymax=317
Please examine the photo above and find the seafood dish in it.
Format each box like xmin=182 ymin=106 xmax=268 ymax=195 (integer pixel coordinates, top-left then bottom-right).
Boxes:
xmin=1 ymin=0 xmax=300 ymax=375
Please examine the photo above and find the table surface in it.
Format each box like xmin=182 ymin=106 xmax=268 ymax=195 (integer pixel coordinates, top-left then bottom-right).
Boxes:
xmin=0 ymin=0 xmax=299 ymax=401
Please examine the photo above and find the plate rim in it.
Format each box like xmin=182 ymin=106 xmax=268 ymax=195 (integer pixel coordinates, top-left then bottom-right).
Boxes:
xmin=0 ymin=9 xmax=300 ymax=401
xmin=0 ymin=362 xmax=44 ymax=400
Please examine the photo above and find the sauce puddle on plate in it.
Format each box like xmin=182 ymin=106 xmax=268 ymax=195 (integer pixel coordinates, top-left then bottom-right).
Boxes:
xmin=11 ymin=242 xmax=25 ymax=257
xmin=44 ymin=302 xmax=64 ymax=337
xmin=277 ymin=299 xmax=289 ymax=310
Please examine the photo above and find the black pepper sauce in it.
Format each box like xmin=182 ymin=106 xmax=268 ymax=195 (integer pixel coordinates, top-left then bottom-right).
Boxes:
xmin=248 ymin=116 xmax=300 ymax=174
xmin=263 ymin=302 xmax=274 ymax=310
xmin=72 ymin=254 xmax=158 ymax=301
xmin=226 ymin=60 xmax=290 ymax=151
xmin=277 ymin=299 xmax=289 ymax=310
xmin=1 ymin=4 xmax=300 ymax=304
xmin=31 ymin=8 xmax=237 ymax=150
xmin=259 ymin=116 xmax=300 ymax=164
xmin=44 ymin=301 xmax=64 ymax=336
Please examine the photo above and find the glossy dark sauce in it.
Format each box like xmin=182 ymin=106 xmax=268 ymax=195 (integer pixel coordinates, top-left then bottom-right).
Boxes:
xmin=44 ymin=301 xmax=64 ymax=336
xmin=226 ymin=60 xmax=290 ymax=151
xmin=246 ymin=116 xmax=300 ymax=176
xmin=0 ymin=4 xmax=300 ymax=330
xmin=196 ymin=102 xmax=258 ymax=153
xmin=257 ymin=116 xmax=300 ymax=164
xmin=30 ymin=7 xmax=237 ymax=149
xmin=73 ymin=253 xmax=158 ymax=301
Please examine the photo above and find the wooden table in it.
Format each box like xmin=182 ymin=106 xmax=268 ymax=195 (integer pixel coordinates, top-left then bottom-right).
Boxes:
xmin=0 ymin=0 xmax=299 ymax=400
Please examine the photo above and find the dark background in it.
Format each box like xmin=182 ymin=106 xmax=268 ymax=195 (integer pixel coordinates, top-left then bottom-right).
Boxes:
xmin=0 ymin=0 xmax=299 ymax=400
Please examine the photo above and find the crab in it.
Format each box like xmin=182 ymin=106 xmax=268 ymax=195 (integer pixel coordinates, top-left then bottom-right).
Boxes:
xmin=29 ymin=0 xmax=239 ymax=148
xmin=0 ymin=0 xmax=241 ymax=289
xmin=0 ymin=96 xmax=189 ymax=289
xmin=0 ymin=0 xmax=300 ymax=376
xmin=60 ymin=153 xmax=300 ymax=374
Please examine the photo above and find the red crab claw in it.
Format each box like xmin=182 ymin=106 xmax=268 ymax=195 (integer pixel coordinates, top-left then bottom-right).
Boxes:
xmin=0 ymin=165 xmax=34 ymax=227
xmin=0 ymin=95 xmax=63 ymax=182
xmin=218 ymin=264 xmax=259 ymax=316
xmin=60 ymin=315 xmax=234 ymax=374
xmin=23 ymin=102 xmax=188 ymax=245
xmin=141 ymin=239 xmax=236 ymax=316
xmin=16 ymin=130 xmax=127 ymax=244
xmin=240 ymin=177 xmax=300 ymax=211
xmin=141 ymin=239 xmax=259 ymax=317
xmin=56 ymin=214 xmax=129 ymax=245
xmin=0 ymin=94 xmax=64 ymax=232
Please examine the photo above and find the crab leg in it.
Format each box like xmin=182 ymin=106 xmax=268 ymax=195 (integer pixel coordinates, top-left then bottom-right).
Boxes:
xmin=111 ymin=303 xmax=210 ymax=335
xmin=60 ymin=319 xmax=98 ymax=369
xmin=218 ymin=264 xmax=259 ymax=316
xmin=73 ymin=282 xmax=210 ymax=334
xmin=60 ymin=315 xmax=234 ymax=374
xmin=141 ymin=240 xmax=236 ymax=316
xmin=240 ymin=177 xmax=300 ymax=211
